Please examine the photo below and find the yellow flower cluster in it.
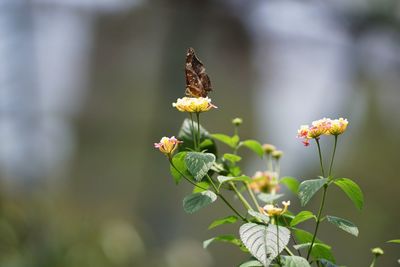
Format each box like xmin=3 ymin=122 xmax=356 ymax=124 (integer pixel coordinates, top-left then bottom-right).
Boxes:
xmin=261 ymin=201 xmax=290 ymax=217
xmin=249 ymin=171 xmax=279 ymax=194
xmin=154 ymin=136 xmax=182 ymax=155
xmin=172 ymin=97 xmax=217 ymax=113
xmin=297 ymin=117 xmax=348 ymax=146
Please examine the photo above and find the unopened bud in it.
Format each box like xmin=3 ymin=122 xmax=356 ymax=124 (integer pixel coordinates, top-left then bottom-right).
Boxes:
xmin=272 ymin=150 xmax=283 ymax=159
xmin=263 ymin=144 xmax=276 ymax=154
xmin=371 ymin=247 xmax=384 ymax=256
xmin=232 ymin=118 xmax=243 ymax=126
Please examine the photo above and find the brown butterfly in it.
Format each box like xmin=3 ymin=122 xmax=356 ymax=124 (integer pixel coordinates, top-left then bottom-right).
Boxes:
xmin=185 ymin=47 xmax=212 ymax=98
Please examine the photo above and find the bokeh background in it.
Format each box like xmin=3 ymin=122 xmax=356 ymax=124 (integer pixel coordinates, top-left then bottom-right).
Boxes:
xmin=0 ymin=0 xmax=399 ymax=266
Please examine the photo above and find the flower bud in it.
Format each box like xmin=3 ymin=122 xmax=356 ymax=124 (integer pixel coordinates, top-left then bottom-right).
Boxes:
xmin=371 ymin=247 xmax=384 ymax=256
xmin=262 ymin=144 xmax=276 ymax=154
xmin=232 ymin=117 xmax=243 ymax=126
xmin=272 ymin=150 xmax=283 ymax=159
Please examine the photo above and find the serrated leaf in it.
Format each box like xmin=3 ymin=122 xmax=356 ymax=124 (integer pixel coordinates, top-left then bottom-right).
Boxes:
xmin=248 ymin=210 xmax=270 ymax=224
xmin=240 ymin=140 xmax=264 ymax=157
xmin=208 ymin=215 xmax=238 ymax=229
xmin=239 ymin=260 xmax=264 ymax=267
xmin=280 ymin=177 xmax=299 ymax=194
xmin=178 ymin=119 xmax=217 ymax=154
xmin=223 ymin=153 xmax=242 ymax=163
xmin=290 ymin=211 xmax=316 ymax=227
xmin=326 ymin=215 xmax=359 ymax=236
xmin=211 ymin=133 xmax=238 ymax=148
xmin=334 ymin=178 xmax=364 ymax=210
xmin=292 ymin=229 xmax=335 ymax=263
xmin=281 ymin=255 xmax=311 ymax=267
xmin=203 ymin=235 xmax=242 ymax=249
xmin=257 ymin=193 xmax=284 ymax=203
xmin=298 ymin=178 xmax=328 ymax=206
xmin=387 ymin=239 xmax=400 ymax=244
xmin=170 ymin=152 xmax=192 ymax=184
xmin=185 ymin=152 xmax=215 ymax=181
xmin=192 ymin=181 xmax=210 ymax=193
xmin=183 ymin=190 xmax=217 ymax=214
xmin=217 ymin=175 xmax=252 ymax=187
xmin=239 ymin=223 xmax=290 ymax=266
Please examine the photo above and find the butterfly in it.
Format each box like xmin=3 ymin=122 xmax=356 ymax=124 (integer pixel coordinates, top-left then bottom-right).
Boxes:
xmin=185 ymin=47 xmax=212 ymax=98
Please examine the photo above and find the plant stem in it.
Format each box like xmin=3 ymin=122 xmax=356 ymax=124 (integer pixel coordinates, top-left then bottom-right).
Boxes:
xmin=315 ymin=138 xmax=325 ymax=177
xmin=206 ymin=174 xmax=247 ymax=221
xmin=276 ymin=218 xmax=282 ymax=266
xmin=369 ymin=256 xmax=377 ymax=267
xmin=282 ymin=216 xmax=302 ymax=256
xmin=169 ymin=159 xmax=207 ymax=190
xmin=230 ymin=181 xmax=254 ymax=211
xmin=328 ymin=135 xmax=338 ymax=177
xmin=245 ymin=182 xmax=262 ymax=211
xmin=306 ymin=185 xmax=328 ymax=260
xmin=189 ymin=113 xmax=198 ymax=151
xmin=196 ymin=112 xmax=201 ymax=150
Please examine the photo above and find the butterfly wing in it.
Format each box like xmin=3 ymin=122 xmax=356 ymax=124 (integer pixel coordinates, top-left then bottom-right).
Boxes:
xmin=185 ymin=47 xmax=212 ymax=97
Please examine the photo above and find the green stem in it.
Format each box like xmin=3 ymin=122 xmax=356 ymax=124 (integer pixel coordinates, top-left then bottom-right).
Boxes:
xmin=315 ymin=139 xmax=325 ymax=177
xmin=276 ymin=217 xmax=282 ymax=266
xmin=282 ymin=216 xmax=302 ymax=256
xmin=306 ymin=185 xmax=328 ymax=260
xmin=245 ymin=182 xmax=262 ymax=211
xmin=206 ymin=175 xmax=247 ymax=221
xmin=196 ymin=112 xmax=201 ymax=150
xmin=369 ymin=256 xmax=377 ymax=267
xmin=169 ymin=159 xmax=207 ymax=190
xmin=189 ymin=113 xmax=198 ymax=151
xmin=230 ymin=181 xmax=254 ymax=211
xmin=328 ymin=135 xmax=338 ymax=177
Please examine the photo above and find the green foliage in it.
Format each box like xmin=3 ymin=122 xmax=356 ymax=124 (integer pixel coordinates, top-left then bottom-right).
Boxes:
xmin=290 ymin=211 xmax=316 ymax=227
xmin=387 ymin=239 xmax=400 ymax=244
xmin=208 ymin=215 xmax=238 ymax=229
xmin=178 ymin=118 xmax=217 ymax=154
xmin=239 ymin=140 xmax=264 ymax=157
xmin=223 ymin=153 xmax=242 ymax=163
xmin=298 ymin=178 xmax=328 ymax=206
xmin=292 ymin=229 xmax=335 ymax=262
xmin=170 ymin=152 xmax=192 ymax=184
xmin=192 ymin=181 xmax=210 ymax=193
xmin=257 ymin=193 xmax=284 ymax=203
xmin=319 ymin=259 xmax=339 ymax=267
xmin=185 ymin=152 xmax=215 ymax=181
xmin=333 ymin=178 xmax=364 ymax=210
xmin=326 ymin=215 xmax=359 ymax=236
xmin=239 ymin=223 xmax=291 ymax=266
xmin=183 ymin=190 xmax=217 ymax=214
xmin=211 ymin=133 xmax=239 ymax=148
xmin=217 ymin=175 xmax=252 ymax=187
xmin=248 ymin=210 xmax=270 ymax=224
xmin=280 ymin=176 xmax=300 ymax=194
xmin=239 ymin=260 xmax=263 ymax=267
xmin=281 ymin=256 xmax=311 ymax=267
xmin=203 ymin=235 xmax=243 ymax=249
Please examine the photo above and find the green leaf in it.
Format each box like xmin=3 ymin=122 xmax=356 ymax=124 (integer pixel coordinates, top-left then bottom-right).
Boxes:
xmin=183 ymin=190 xmax=217 ymax=214
xmin=387 ymin=239 xmax=400 ymax=244
xmin=192 ymin=181 xmax=210 ymax=193
xmin=292 ymin=229 xmax=335 ymax=262
xmin=178 ymin=119 xmax=217 ymax=154
xmin=281 ymin=256 xmax=311 ymax=267
xmin=239 ymin=140 xmax=264 ymax=157
xmin=239 ymin=223 xmax=291 ymax=266
xmin=208 ymin=215 xmax=238 ymax=229
xmin=293 ymin=242 xmax=331 ymax=251
xmin=223 ymin=153 xmax=242 ymax=163
xmin=248 ymin=210 xmax=270 ymax=224
xmin=257 ymin=193 xmax=284 ymax=203
xmin=333 ymin=178 xmax=364 ymax=210
xmin=185 ymin=152 xmax=216 ymax=181
xmin=326 ymin=215 xmax=359 ymax=237
xmin=298 ymin=178 xmax=328 ymax=206
xmin=239 ymin=260 xmax=263 ymax=267
xmin=319 ymin=259 xmax=339 ymax=267
xmin=217 ymin=175 xmax=252 ymax=187
xmin=203 ymin=235 xmax=242 ymax=249
xmin=280 ymin=176 xmax=299 ymax=194
xmin=211 ymin=133 xmax=239 ymax=148
xmin=170 ymin=152 xmax=192 ymax=184
xmin=290 ymin=211 xmax=316 ymax=227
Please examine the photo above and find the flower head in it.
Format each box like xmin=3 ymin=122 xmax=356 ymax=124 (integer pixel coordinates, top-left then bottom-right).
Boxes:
xmin=308 ymin=118 xmax=330 ymax=138
xmin=262 ymin=144 xmax=276 ymax=154
xmin=172 ymin=97 xmax=217 ymax=113
xmin=154 ymin=136 xmax=182 ymax=155
xmin=262 ymin=201 xmax=290 ymax=216
xmin=328 ymin=118 xmax=348 ymax=135
xmin=297 ymin=125 xmax=311 ymax=146
xmin=249 ymin=171 xmax=279 ymax=194
xmin=272 ymin=150 xmax=283 ymax=159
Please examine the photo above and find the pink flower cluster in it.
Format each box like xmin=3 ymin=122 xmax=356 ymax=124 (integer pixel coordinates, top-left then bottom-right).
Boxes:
xmin=297 ymin=118 xmax=349 ymax=146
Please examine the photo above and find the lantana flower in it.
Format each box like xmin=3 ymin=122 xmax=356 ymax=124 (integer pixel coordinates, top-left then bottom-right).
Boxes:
xmin=249 ymin=171 xmax=279 ymax=194
xmin=261 ymin=201 xmax=290 ymax=216
xmin=328 ymin=118 xmax=348 ymax=135
xmin=172 ymin=97 xmax=217 ymax=113
xmin=154 ymin=136 xmax=182 ymax=156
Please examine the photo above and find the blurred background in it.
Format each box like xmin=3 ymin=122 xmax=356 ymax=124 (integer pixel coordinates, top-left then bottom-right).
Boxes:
xmin=0 ymin=0 xmax=399 ymax=266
